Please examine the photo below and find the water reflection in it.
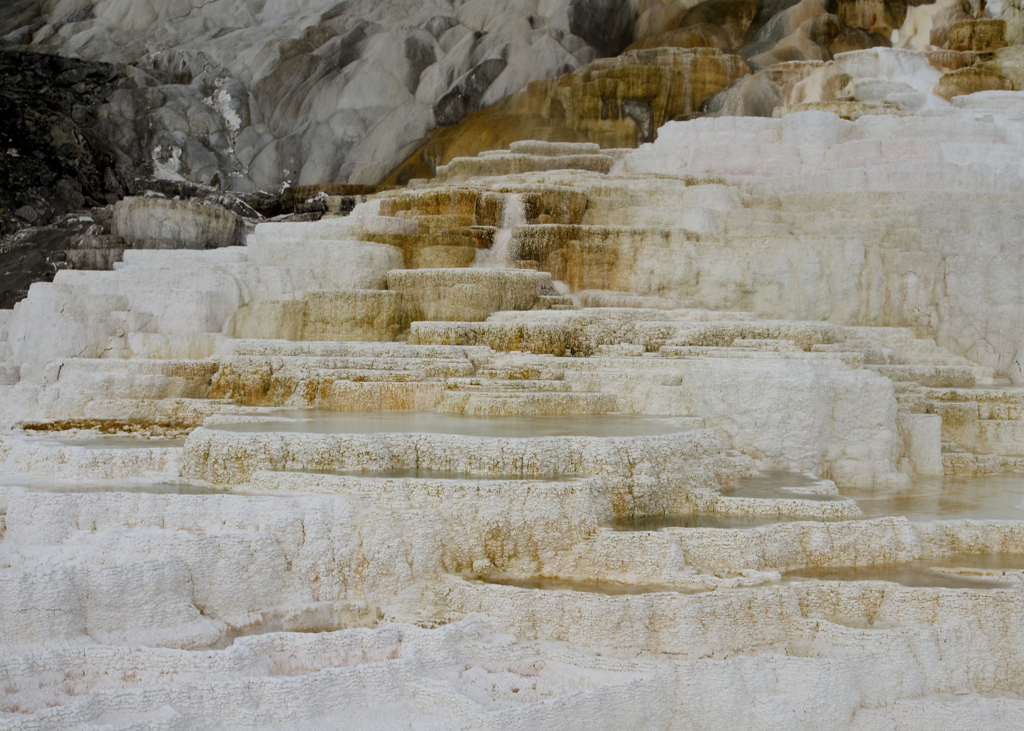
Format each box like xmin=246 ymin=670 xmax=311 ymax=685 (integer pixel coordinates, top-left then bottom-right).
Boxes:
xmin=610 ymin=513 xmax=831 ymax=531
xmin=612 ymin=474 xmax=1024 ymax=531
xmin=210 ymin=410 xmax=695 ymax=438
xmin=473 ymin=575 xmax=709 ymax=595
xmin=724 ymin=470 xmax=846 ymax=502
xmin=786 ymin=553 xmax=1024 ymax=590
xmin=317 ymin=467 xmax=587 ymax=481
xmin=844 ymin=474 xmax=1024 ymax=521
xmin=0 ymin=475 xmax=222 ymax=495
xmin=27 ymin=437 xmax=186 ymax=449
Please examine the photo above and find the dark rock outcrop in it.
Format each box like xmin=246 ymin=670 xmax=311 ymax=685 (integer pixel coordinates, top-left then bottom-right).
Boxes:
xmin=0 ymin=50 xmax=125 ymax=236
xmin=0 ymin=49 xmax=279 ymax=308
xmin=571 ymin=0 xmax=638 ymax=57
xmin=0 ymin=212 xmax=112 ymax=309
xmin=435 ymin=58 xmax=509 ymax=126
xmin=3 ymin=1 xmax=604 ymax=192
xmin=0 ymin=0 xmax=40 ymax=38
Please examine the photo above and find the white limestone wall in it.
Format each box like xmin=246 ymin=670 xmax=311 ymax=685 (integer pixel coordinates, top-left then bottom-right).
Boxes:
xmin=558 ymin=350 xmax=901 ymax=483
xmin=0 ymin=619 xmax=672 ymax=731
xmin=0 ymin=487 xmax=448 ymax=651
xmin=613 ymin=95 xmax=1024 ymax=379
xmin=679 ymin=359 xmax=899 ymax=484
xmin=5 ymin=218 xmax=410 ymax=382
xmin=180 ymin=427 xmax=742 ymax=515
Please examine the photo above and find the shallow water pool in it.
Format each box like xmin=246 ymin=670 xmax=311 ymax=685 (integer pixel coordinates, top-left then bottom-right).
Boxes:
xmin=311 ymin=467 xmax=588 ymax=481
xmin=209 ymin=410 xmax=696 ymax=438
xmin=785 ymin=553 xmax=1024 ymax=590
xmin=28 ymin=437 xmax=186 ymax=449
xmin=843 ymin=474 xmax=1024 ymax=522
xmin=471 ymin=576 xmax=709 ymax=595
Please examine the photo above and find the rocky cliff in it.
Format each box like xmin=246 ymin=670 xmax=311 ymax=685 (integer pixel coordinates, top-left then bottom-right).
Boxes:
xmin=4 ymin=3 xmax=1024 ymax=729
xmin=1 ymin=0 xmax=622 ymax=194
xmin=3 ymin=0 xmax=1024 ymax=308
xmin=3 ymin=0 xmax=1020 ymax=203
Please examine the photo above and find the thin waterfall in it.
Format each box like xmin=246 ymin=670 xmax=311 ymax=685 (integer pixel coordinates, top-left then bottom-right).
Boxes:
xmin=474 ymin=193 xmax=524 ymax=268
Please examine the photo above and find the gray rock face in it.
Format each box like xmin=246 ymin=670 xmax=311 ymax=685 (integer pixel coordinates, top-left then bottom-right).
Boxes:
xmin=0 ymin=0 xmax=40 ymax=38
xmin=435 ymin=57 xmax=508 ymax=126
xmin=701 ymin=71 xmax=784 ymax=116
xmin=570 ymin=0 xmax=637 ymax=57
xmin=621 ymin=98 xmax=655 ymax=142
xmin=2 ymin=0 xmax=617 ymax=193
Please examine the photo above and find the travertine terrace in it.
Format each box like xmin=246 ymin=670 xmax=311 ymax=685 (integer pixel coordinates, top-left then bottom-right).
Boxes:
xmin=4 ymin=46 xmax=1024 ymax=730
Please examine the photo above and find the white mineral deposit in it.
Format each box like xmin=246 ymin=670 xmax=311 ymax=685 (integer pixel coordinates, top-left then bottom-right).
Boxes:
xmin=3 ymin=0 xmax=1024 ymax=726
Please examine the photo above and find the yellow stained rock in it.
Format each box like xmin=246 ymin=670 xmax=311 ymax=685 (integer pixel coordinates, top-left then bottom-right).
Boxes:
xmin=383 ymin=48 xmax=749 ymax=185
xmin=948 ymin=18 xmax=1007 ymax=53
xmin=935 ymin=66 xmax=1013 ymax=100
xmin=833 ymin=0 xmax=908 ymax=38
xmin=230 ymin=290 xmax=402 ymax=343
xmin=387 ymin=268 xmax=553 ymax=325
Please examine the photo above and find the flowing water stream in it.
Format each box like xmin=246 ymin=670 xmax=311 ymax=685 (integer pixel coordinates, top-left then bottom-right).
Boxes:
xmin=472 ymin=193 xmax=524 ymax=268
